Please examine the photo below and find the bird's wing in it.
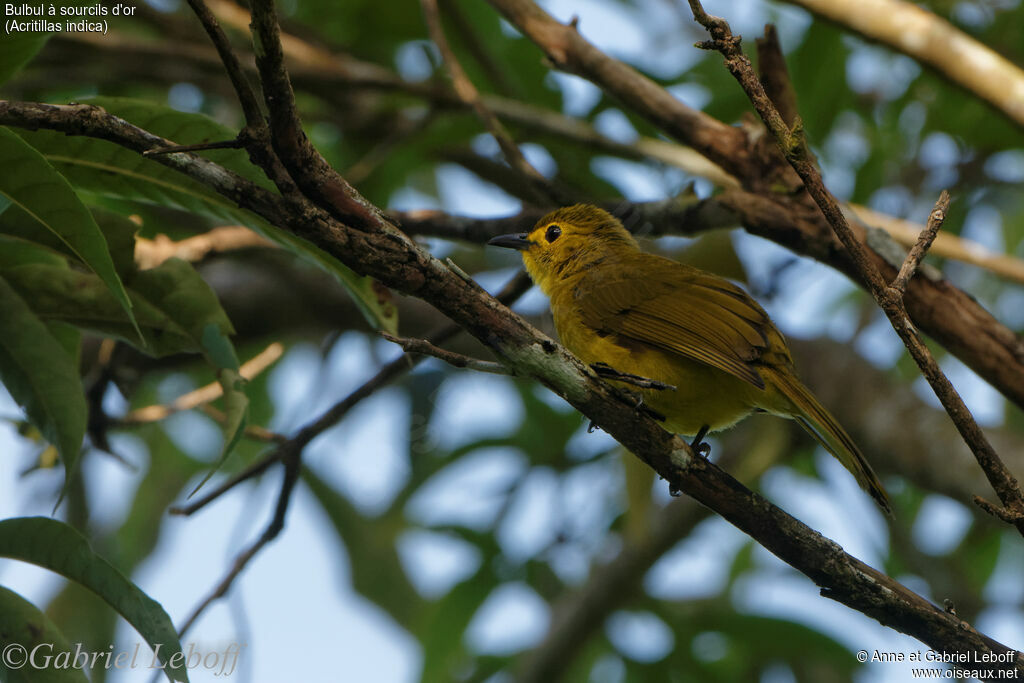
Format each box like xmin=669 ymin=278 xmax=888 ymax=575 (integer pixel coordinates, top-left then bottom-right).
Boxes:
xmin=575 ymin=262 xmax=772 ymax=389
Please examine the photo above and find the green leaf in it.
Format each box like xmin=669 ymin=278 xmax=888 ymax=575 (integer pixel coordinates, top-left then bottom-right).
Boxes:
xmin=91 ymin=209 xmax=140 ymax=278
xmin=0 ymin=234 xmax=69 ymax=268
xmin=1 ymin=264 xmax=196 ymax=356
xmin=187 ymin=367 xmax=248 ymax=497
xmin=46 ymin=321 xmax=82 ymax=366
xmin=129 ymin=259 xmax=237 ymax=356
xmin=0 ymin=34 xmax=50 ymax=86
xmin=12 ymin=98 xmax=275 ymax=221
xmin=0 ymin=190 xmax=134 ymax=280
xmin=0 ymin=518 xmax=188 ymax=683
xmin=0 ymin=127 xmax=136 ymax=336
xmin=128 ymin=261 xmax=249 ymax=493
xmin=1 ymin=260 xmax=236 ymax=358
xmin=0 ymin=259 xmax=249 ymax=487
xmin=0 ymin=585 xmax=89 ymax=683
xmin=43 ymin=427 xmax=208 ymax=672
xmin=0 ymin=276 xmax=86 ymax=500
xmin=12 ymin=97 xmax=397 ymax=334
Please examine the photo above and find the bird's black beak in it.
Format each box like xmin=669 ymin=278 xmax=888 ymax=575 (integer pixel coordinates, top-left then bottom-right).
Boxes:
xmin=487 ymin=233 xmax=532 ymax=251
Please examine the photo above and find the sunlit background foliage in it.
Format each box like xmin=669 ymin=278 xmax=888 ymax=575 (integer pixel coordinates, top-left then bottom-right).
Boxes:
xmin=2 ymin=0 xmax=1024 ymax=681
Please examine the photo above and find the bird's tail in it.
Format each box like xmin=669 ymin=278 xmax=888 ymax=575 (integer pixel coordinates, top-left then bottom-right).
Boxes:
xmin=761 ymin=365 xmax=892 ymax=516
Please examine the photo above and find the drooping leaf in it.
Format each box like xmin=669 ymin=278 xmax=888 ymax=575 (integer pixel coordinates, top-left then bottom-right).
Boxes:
xmin=187 ymin=366 xmax=248 ymax=497
xmin=1 ymin=264 xmax=200 ymax=356
xmin=0 ymin=276 xmax=86 ymax=499
xmin=0 ymin=260 xmax=249 ymax=486
xmin=43 ymin=427 xmax=208 ymax=679
xmin=91 ymin=209 xmax=140 ymax=278
xmin=0 ymin=585 xmax=89 ymax=683
xmin=0 ymin=127 xmax=136 ymax=334
xmin=128 ymin=260 xmax=249 ymax=493
xmin=0 ymin=517 xmax=189 ymax=683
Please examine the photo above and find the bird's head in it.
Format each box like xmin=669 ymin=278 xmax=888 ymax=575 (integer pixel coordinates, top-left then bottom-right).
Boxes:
xmin=488 ymin=204 xmax=639 ymax=294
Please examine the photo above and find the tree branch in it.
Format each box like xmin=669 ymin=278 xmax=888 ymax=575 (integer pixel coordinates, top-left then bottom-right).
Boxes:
xmin=248 ymin=0 xmax=387 ymax=231
xmin=182 ymin=0 xmax=265 ymax=128
xmin=483 ymin=0 xmax=754 ymax=182
xmin=890 ymin=196 xmax=947 ymax=296
xmin=41 ymin=30 xmax=1024 ymax=288
xmin=381 ymin=332 xmax=511 ymax=376
xmin=175 ymin=438 xmax=302 ymax=637
xmin=783 ymin=0 xmax=1024 ymax=130
xmin=420 ymin=0 xmax=564 ymax=205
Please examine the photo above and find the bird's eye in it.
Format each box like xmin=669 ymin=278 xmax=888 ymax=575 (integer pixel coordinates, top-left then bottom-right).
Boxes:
xmin=545 ymin=224 xmax=562 ymax=242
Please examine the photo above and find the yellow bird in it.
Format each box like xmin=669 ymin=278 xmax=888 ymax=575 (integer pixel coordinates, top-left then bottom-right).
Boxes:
xmin=489 ymin=204 xmax=891 ymax=514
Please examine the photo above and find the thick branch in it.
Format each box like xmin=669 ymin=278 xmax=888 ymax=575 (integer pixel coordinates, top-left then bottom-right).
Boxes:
xmin=248 ymin=0 xmax=386 ymax=231
xmin=39 ymin=31 xmax=1024 ymax=288
xmin=785 ymin=0 xmax=1024 ymax=130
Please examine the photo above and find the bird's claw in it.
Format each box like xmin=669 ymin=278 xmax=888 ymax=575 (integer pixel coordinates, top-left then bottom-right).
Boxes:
xmin=690 ymin=425 xmax=711 ymax=459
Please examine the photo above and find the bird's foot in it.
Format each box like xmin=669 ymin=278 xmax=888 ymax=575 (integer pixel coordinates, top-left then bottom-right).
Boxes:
xmin=689 ymin=425 xmax=711 ymax=459
xmin=590 ymin=362 xmax=675 ymax=391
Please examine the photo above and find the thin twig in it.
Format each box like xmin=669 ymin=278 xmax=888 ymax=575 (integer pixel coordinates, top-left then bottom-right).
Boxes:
xmin=169 ymin=451 xmax=279 ymax=516
xmin=974 ymin=495 xmax=1024 ymax=524
xmin=381 ymin=334 xmax=679 ymax=390
xmin=381 ymin=332 xmax=511 ymax=375
xmin=420 ymin=0 xmax=566 ymax=206
xmin=183 ymin=0 xmax=264 ymax=128
xmin=687 ymin=0 xmax=1024 ymax=531
xmin=890 ymin=193 xmax=948 ymax=296
xmin=169 ymin=271 xmax=534 ymax=517
xmin=175 ymin=441 xmax=302 ymax=637
xmin=142 ymin=138 xmax=245 ymax=156
xmin=120 ymin=343 xmax=284 ymax=424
